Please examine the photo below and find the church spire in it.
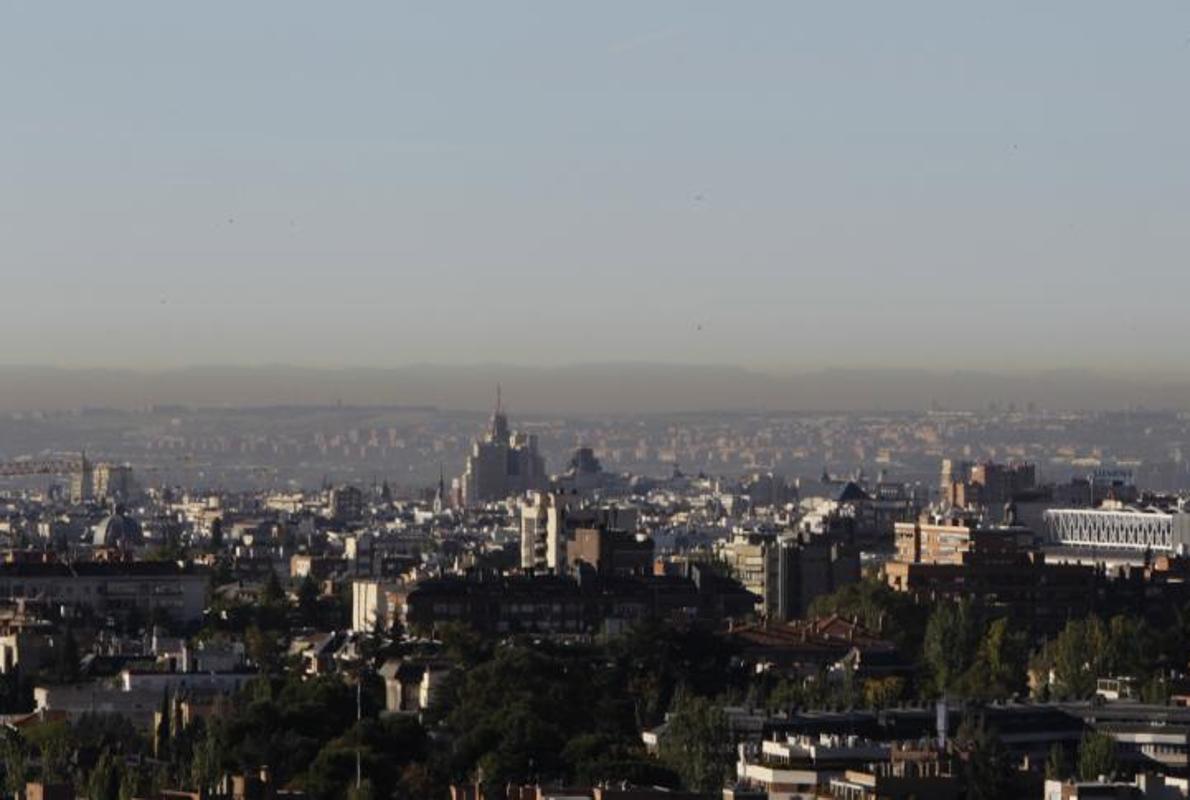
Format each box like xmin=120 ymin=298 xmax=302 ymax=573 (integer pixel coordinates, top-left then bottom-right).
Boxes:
xmin=434 ymin=464 xmax=446 ymax=513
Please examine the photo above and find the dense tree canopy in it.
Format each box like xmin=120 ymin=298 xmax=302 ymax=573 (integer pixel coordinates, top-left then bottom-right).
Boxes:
xmin=1077 ymin=731 xmax=1119 ymax=782
xmin=9 ymin=566 xmax=1190 ymax=800
xmin=657 ymin=692 xmax=733 ymax=794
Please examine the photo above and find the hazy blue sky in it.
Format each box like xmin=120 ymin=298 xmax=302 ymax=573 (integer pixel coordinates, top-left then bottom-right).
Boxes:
xmin=3 ymin=2 xmax=1189 ymax=371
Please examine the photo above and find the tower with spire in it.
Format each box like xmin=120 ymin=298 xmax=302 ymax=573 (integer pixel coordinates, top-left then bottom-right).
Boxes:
xmin=433 ymin=465 xmax=446 ymax=514
xmin=490 ymin=384 xmax=510 ymax=441
xmin=458 ymin=385 xmax=547 ymax=506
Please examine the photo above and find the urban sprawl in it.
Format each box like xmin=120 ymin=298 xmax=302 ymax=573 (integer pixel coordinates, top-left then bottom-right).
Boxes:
xmin=2 ymin=398 xmax=1190 ymax=799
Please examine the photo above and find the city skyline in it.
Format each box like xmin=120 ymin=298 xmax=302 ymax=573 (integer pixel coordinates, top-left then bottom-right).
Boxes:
xmin=7 ymin=4 xmax=1190 ymax=797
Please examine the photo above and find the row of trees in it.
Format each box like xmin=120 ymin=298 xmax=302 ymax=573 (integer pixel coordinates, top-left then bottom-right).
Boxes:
xmin=1044 ymin=732 xmax=1120 ymax=784
xmin=812 ymin=573 xmax=1186 ymax=706
xmin=0 ymin=675 xmax=421 ymax=800
xmin=1031 ymin=614 xmax=1170 ymax=702
xmin=428 ymin=619 xmax=742 ymax=792
xmin=5 ymin=563 xmax=1177 ymax=798
xmin=1 ymin=616 xmax=745 ymax=799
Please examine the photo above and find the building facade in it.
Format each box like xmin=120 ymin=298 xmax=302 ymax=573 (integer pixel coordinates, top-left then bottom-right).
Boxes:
xmin=0 ymin=562 xmax=208 ymax=624
xmin=461 ymin=394 xmax=547 ymax=506
xmin=1044 ymin=507 xmax=1190 ymax=554
xmin=718 ymin=532 xmax=859 ymax=622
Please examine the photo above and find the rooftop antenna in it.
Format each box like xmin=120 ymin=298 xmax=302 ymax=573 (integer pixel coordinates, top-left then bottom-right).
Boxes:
xmin=496 ymin=383 xmax=502 ymax=415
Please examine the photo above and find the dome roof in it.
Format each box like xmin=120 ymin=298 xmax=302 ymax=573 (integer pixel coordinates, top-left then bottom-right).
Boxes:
xmin=93 ymin=506 xmax=142 ymax=548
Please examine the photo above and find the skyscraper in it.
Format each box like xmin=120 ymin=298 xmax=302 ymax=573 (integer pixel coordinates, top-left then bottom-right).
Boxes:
xmin=460 ymin=388 xmax=547 ymax=506
xmin=69 ymin=453 xmax=93 ymax=504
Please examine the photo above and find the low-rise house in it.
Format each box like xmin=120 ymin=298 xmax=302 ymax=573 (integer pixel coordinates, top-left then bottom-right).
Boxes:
xmin=449 ymin=785 xmax=707 ymax=800
xmin=35 ymin=668 xmax=254 ymax=729
xmin=828 ymin=760 xmax=961 ymax=800
xmin=378 ymin=657 xmax=452 ymax=714
xmin=289 ymin=553 xmax=346 ymax=581
xmin=289 ymin=631 xmax=345 ymax=676
xmin=1043 ymin=773 xmax=1189 ymax=799
xmin=726 ymin=615 xmax=903 ymax=677
xmin=735 ymin=735 xmax=900 ymax=800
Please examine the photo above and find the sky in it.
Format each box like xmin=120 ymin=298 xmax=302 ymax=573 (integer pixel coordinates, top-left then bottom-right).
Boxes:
xmin=2 ymin=2 xmax=1189 ymax=372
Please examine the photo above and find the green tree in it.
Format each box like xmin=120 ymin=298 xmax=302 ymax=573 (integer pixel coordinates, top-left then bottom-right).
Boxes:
xmin=835 ymin=659 xmax=857 ymax=710
xmin=1141 ymin=675 xmax=1171 ymax=705
xmin=245 ymin=625 xmax=284 ymax=674
xmin=155 ymin=688 xmax=172 ymax=759
xmin=358 ymin=613 xmax=398 ymax=665
xmin=261 ymin=569 xmax=284 ymax=607
xmin=1104 ymin=614 xmax=1157 ymax=677
xmin=396 ymin=763 xmax=442 ymax=800
xmin=118 ymin=764 xmax=159 ymax=800
xmin=609 ymin=619 xmax=740 ymax=727
xmin=346 ymin=780 xmax=375 ymax=800
xmin=763 ymin=676 xmax=806 ymax=713
xmin=297 ymin=575 xmax=320 ymax=627
xmin=24 ymin=720 xmax=72 ymax=783
xmin=1045 ymin=617 xmax=1110 ymax=700
xmin=957 ymin=714 xmax=1014 ymax=800
xmin=922 ymin=598 xmax=979 ymax=696
xmin=0 ymin=731 xmax=30 ymax=797
xmin=437 ymin=641 xmax=643 ymax=787
xmin=809 ymin=572 xmax=928 ymax=654
xmin=209 ymin=557 xmax=234 ymax=590
xmin=963 ymin=617 xmax=1028 ymax=700
xmin=1045 ymin=742 xmax=1070 ymax=781
xmin=0 ymin=671 xmax=32 ymax=713
xmin=862 ymin=676 xmax=905 ymax=709
xmin=71 ymin=713 xmax=141 ymax=762
xmin=87 ymin=750 xmax=124 ymax=800
xmin=214 ymin=675 xmax=364 ymax=786
xmin=1077 ymin=731 xmax=1118 ymax=782
xmin=189 ymin=721 xmax=222 ymax=794
xmin=561 ymin=732 xmax=675 ymax=788
xmin=436 ymin=622 xmax=491 ymax=668
xmin=303 ymin=717 xmax=428 ymax=800
xmin=657 ymin=692 xmax=732 ymax=794
xmin=55 ymin=627 xmax=81 ymax=683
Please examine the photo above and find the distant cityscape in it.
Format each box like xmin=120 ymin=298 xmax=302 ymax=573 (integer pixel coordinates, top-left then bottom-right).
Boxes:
xmin=1 ymin=390 xmax=1190 ymax=798
xmin=3 ymin=398 xmax=1190 ymax=495
xmin=8 ymin=0 xmax=1187 ymax=794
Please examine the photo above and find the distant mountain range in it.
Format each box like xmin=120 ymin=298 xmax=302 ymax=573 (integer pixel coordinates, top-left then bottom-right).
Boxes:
xmin=1 ymin=364 xmax=1187 ymax=414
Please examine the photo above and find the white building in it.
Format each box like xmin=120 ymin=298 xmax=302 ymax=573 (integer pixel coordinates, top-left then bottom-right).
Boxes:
xmin=1043 ymin=507 xmax=1190 ymax=553
xmin=1043 ymin=773 xmax=1187 ymax=800
xmin=352 ymin=578 xmax=399 ymax=633
xmin=519 ymin=493 xmax=641 ymax=573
